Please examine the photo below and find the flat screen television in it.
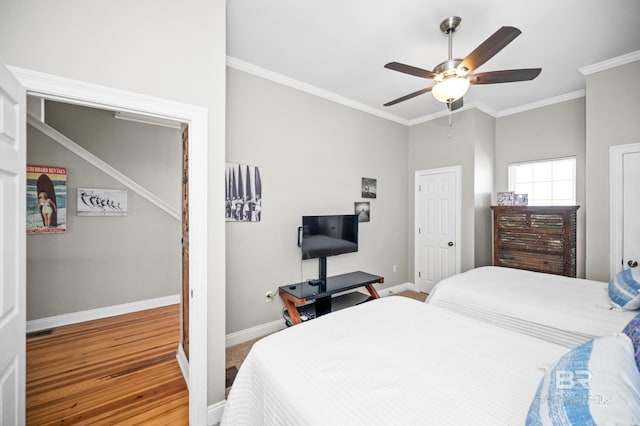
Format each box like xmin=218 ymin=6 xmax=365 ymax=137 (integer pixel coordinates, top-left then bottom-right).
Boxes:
xmin=300 ymin=214 xmax=358 ymax=260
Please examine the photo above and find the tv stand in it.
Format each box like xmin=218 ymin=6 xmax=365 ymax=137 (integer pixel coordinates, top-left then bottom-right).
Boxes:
xmin=278 ymin=271 xmax=383 ymax=325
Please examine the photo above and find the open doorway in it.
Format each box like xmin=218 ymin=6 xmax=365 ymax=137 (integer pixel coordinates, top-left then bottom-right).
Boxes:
xmin=25 ymin=99 xmax=187 ymax=421
xmin=13 ymin=67 xmax=209 ymax=424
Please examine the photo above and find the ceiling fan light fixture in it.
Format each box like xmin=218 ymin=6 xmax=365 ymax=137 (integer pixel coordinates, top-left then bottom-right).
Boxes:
xmin=432 ymin=77 xmax=469 ymax=103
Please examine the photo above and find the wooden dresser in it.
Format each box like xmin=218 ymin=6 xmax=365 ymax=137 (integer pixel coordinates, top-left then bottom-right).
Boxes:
xmin=491 ymin=205 xmax=579 ymax=277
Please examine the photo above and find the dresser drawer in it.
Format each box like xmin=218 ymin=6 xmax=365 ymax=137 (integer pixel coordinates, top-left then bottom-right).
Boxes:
xmin=496 ymin=251 xmax=565 ymax=275
xmin=497 ymin=231 xmax=565 ymax=255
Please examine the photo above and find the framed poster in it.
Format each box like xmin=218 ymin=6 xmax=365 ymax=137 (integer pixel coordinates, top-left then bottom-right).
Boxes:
xmin=26 ymin=165 xmax=67 ymax=234
xmin=225 ymin=162 xmax=263 ymax=222
xmin=77 ymin=188 xmax=128 ymax=216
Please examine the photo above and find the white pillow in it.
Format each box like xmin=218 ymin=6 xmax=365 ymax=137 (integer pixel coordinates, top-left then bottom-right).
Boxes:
xmin=609 ymin=268 xmax=640 ymax=310
xmin=526 ymin=334 xmax=640 ymax=425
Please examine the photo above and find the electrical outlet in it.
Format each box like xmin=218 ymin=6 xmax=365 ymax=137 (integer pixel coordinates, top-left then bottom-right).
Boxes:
xmin=393 ymin=265 xmax=398 ymax=273
xmin=265 ymin=291 xmax=275 ymax=302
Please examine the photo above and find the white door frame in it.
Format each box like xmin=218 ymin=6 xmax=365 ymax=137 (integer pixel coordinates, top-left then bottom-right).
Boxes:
xmin=9 ymin=66 xmax=209 ymax=425
xmin=610 ymin=142 xmax=640 ymax=277
xmin=414 ymin=165 xmax=462 ymax=290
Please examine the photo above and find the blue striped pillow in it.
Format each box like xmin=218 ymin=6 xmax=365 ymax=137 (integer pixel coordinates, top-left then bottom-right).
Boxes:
xmin=609 ymin=268 xmax=640 ymax=310
xmin=526 ymin=334 xmax=640 ymax=425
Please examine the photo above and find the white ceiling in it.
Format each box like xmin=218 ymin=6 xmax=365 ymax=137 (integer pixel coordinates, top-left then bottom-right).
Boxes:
xmin=227 ymin=0 xmax=640 ymax=124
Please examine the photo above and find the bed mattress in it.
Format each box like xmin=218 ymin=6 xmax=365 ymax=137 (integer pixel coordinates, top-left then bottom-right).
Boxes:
xmin=427 ymin=266 xmax=637 ymax=347
xmin=221 ymin=297 xmax=568 ymax=425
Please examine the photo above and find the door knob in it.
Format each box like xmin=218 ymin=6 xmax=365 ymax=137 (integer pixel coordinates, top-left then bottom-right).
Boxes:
xmin=448 ymin=241 xmax=454 ymax=247
xmin=628 ymin=260 xmax=639 ymax=268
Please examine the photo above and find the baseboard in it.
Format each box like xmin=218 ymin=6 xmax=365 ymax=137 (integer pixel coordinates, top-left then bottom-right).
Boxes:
xmin=208 ymin=400 xmax=225 ymax=425
xmin=26 ymin=294 xmax=181 ymax=333
xmin=377 ymin=282 xmax=414 ymax=296
xmin=176 ymin=343 xmax=190 ymax=391
xmin=226 ymin=318 xmax=286 ymax=347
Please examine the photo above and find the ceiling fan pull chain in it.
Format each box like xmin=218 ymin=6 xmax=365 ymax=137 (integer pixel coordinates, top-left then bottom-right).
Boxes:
xmin=448 ymin=105 xmax=453 ymax=138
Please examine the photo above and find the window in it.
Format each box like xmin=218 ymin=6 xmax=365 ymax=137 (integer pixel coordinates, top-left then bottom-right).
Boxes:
xmin=508 ymin=157 xmax=576 ymax=205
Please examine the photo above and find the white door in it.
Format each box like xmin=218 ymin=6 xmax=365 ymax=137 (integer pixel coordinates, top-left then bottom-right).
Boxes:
xmin=623 ymin=151 xmax=640 ymax=270
xmin=415 ymin=167 xmax=460 ymax=293
xmin=0 ymin=60 xmax=27 ymax=424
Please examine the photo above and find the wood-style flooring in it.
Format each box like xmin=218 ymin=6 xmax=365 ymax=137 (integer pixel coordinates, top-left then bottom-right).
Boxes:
xmin=26 ymin=304 xmax=188 ymax=425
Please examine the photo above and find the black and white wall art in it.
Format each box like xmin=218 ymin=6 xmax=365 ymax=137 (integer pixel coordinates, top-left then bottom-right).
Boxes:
xmin=77 ymin=188 xmax=128 ymax=216
xmin=355 ymin=201 xmax=370 ymax=223
xmin=361 ymin=177 xmax=377 ymax=198
xmin=226 ymin=162 xmax=263 ymax=222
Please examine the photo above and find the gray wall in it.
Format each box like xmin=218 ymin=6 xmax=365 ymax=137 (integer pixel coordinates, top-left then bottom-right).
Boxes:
xmin=26 ymin=101 xmax=181 ymax=320
xmin=495 ymin=97 xmax=587 ymax=277
xmin=0 ymin=0 xmax=228 ymax=405
xmin=474 ymin=112 xmax=495 ymax=267
xmin=226 ymin=68 xmax=409 ymax=333
xmin=407 ymin=109 xmax=495 ymax=279
xmin=585 ymin=60 xmax=640 ymax=281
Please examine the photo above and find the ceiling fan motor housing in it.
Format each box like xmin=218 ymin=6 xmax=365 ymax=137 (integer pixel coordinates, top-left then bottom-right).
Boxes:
xmin=433 ymin=59 xmax=465 ymax=79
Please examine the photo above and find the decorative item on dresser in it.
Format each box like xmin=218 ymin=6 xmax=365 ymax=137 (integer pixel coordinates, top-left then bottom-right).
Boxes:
xmin=491 ymin=205 xmax=579 ymax=277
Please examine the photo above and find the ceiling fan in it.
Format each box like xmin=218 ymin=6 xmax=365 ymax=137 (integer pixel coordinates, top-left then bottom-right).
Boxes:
xmin=383 ymin=16 xmax=541 ymax=111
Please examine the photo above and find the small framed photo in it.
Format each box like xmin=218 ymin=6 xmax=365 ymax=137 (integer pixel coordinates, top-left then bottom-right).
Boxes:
xmin=497 ymin=191 xmax=515 ymax=206
xmin=514 ymin=194 xmax=528 ymax=206
xmin=355 ymin=201 xmax=370 ymax=223
xmin=77 ymin=188 xmax=128 ymax=216
xmin=361 ymin=178 xmax=377 ymax=199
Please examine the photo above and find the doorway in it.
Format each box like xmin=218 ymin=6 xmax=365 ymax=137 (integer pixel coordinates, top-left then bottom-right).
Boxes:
xmin=414 ymin=166 xmax=461 ymax=293
xmin=610 ymin=143 xmax=640 ymax=277
xmin=11 ymin=66 xmax=209 ymax=424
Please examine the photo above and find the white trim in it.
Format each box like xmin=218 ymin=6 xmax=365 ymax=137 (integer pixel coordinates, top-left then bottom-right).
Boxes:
xmin=579 ymin=51 xmax=640 ymax=76
xmin=176 ymin=343 xmax=190 ymax=391
xmin=225 ymin=318 xmax=286 ymax=347
xmin=26 ymin=294 xmax=180 ymax=332
xmin=113 ymin=111 xmax=182 ymax=129
xmin=226 ymin=56 xmax=409 ymax=126
xmin=226 ymin=56 xmax=591 ymax=127
xmin=27 ymin=113 xmax=180 ymax=220
xmin=11 ymin=66 xmax=209 ymax=426
xmin=376 ymin=282 xmax=414 ymax=296
xmin=414 ymin=166 xmax=462 ymax=293
xmin=408 ymin=100 xmax=497 ymax=126
xmin=496 ymin=90 xmax=585 ymax=118
xmin=609 ymin=143 xmax=640 ymax=278
xmin=208 ymin=400 xmax=226 ymax=425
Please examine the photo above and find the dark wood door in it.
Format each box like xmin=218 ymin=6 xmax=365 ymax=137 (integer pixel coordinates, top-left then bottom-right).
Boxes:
xmin=181 ymin=126 xmax=190 ymax=359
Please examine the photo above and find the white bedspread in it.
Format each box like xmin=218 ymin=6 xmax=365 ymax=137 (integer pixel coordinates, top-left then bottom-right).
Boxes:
xmin=222 ymin=297 xmax=568 ymax=425
xmin=427 ymin=266 xmax=637 ymax=347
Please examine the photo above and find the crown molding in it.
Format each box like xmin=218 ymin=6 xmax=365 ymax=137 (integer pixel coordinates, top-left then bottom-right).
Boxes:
xmin=407 ymin=101 xmax=497 ymax=126
xmin=579 ymin=50 xmax=640 ymax=76
xmin=226 ymin=56 xmax=409 ymax=126
xmin=496 ymin=90 xmax=585 ymax=118
xmin=226 ymin=56 xmax=620 ymax=127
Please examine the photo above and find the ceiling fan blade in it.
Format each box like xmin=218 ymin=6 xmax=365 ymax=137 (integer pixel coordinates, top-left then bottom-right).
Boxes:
xmin=448 ymin=98 xmax=464 ymax=111
xmin=469 ymin=68 xmax=541 ymax=84
xmin=459 ymin=26 xmax=521 ymax=73
xmin=383 ymin=87 xmax=433 ymax=106
xmin=384 ymin=62 xmax=437 ymax=79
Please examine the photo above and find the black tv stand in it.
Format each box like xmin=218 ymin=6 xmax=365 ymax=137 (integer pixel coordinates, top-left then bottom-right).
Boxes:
xmin=278 ymin=271 xmax=383 ymax=325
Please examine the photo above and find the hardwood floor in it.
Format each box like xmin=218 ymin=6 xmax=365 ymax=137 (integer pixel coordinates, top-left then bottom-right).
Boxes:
xmin=26 ymin=304 xmax=188 ymax=425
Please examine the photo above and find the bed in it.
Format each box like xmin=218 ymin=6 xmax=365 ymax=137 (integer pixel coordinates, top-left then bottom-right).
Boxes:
xmin=222 ymin=274 xmax=640 ymax=425
xmin=426 ymin=266 xmax=637 ymax=347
